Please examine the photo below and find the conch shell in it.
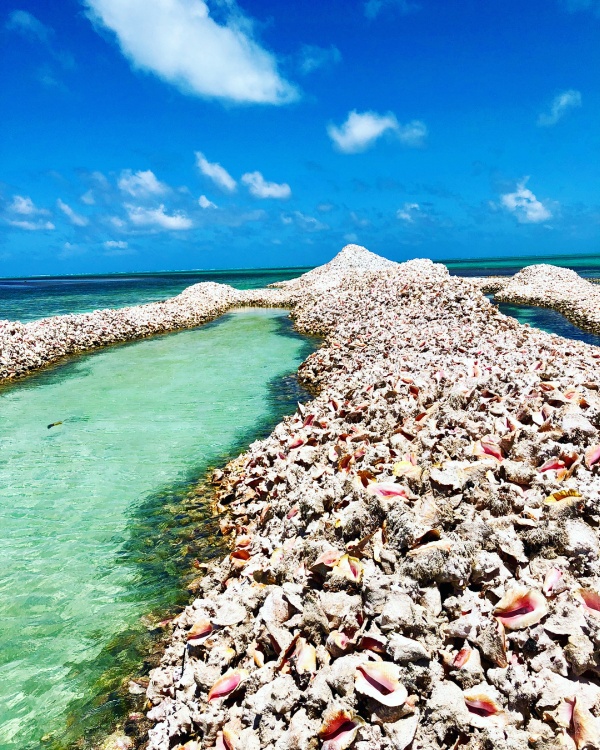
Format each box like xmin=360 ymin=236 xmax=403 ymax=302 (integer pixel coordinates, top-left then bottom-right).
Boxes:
xmin=207 ymin=669 xmax=249 ymax=702
xmin=493 ymin=586 xmax=548 ymax=630
xmin=366 ymin=482 xmax=408 ymax=500
xmin=354 ymin=661 xmax=408 ymax=706
xmin=318 ymin=708 xmax=365 ymax=750
xmin=332 ymin=554 xmax=363 ymax=583
xmin=463 ymin=687 xmax=507 ymax=728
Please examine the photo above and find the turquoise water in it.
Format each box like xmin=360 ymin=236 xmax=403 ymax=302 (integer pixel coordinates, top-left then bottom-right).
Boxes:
xmin=0 ymin=268 xmax=310 ymax=322
xmin=446 ymin=252 xmax=600 ymax=278
xmin=493 ymin=298 xmax=600 ymax=347
xmin=0 ymin=308 xmax=316 ymax=749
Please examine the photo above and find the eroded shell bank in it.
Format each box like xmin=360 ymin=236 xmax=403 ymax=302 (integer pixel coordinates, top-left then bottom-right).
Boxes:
xmin=138 ymin=247 xmax=600 ymax=750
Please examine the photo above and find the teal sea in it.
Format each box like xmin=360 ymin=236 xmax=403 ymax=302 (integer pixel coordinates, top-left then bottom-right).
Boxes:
xmin=0 ymin=307 xmax=317 ymax=749
xmin=0 ymin=256 xmax=599 ymax=749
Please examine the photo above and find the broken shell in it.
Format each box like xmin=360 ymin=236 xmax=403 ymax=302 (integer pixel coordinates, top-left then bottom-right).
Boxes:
xmin=493 ymin=586 xmax=548 ymax=630
xmin=366 ymin=482 xmax=408 ymax=500
xmin=578 ymin=589 xmax=600 ymax=614
xmin=543 ymin=568 xmax=563 ymax=597
xmin=407 ymin=538 xmax=454 ymax=557
xmin=463 ymin=689 xmax=506 ymax=728
xmin=295 ymin=638 xmax=317 ymax=675
xmin=572 ymin=698 xmax=600 ymax=750
xmin=358 ymin=633 xmax=387 ymax=654
xmin=319 ymin=708 xmax=364 ymax=750
xmin=332 ymin=554 xmax=363 ymax=583
xmin=354 ymin=661 xmax=408 ymax=707
xmin=392 ymin=461 xmax=423 ymax=481
xmin=311 ymin=548 xmax=342 ymax=575
xmin=474 ymin=437 xmax=503 ymax=462
xmin=453 ymin=647 xmax=472 ymax=669
xmin=539 ymin=457 xmax=566 ymax=473
xmin=215 ymin=728 xmax=237 ymax=750
xmin=207 ymin=669 xmax=249 ymax=702
xmin=187 ymin=618 xmax=213 ymax=644
xmin=326 ymin=630 xmax=352 ymax=657
xmin=585 ymin=444 xmax=600 ymax=469
xmin=545 ymin=489 xmax=582 ymax=504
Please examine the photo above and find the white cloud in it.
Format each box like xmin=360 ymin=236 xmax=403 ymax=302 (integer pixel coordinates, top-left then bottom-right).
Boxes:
xmin=298 ymin=44 xmax=341 ymax=74
xmin=126 ymin=204 xmax=193 ymax=230
xmin=5 ymin=10 xmax=52 ymax=43
xmin=104 ymin=240 xmax=128 ymax=249
xmin=84 ymin=0 xmax=297 ymax=104
xmin=327 ymin=110 xmax=427 ymax=153
xmin=57 ymin=199 xmax=89 ymax=227
xmin=81 ymin=190 xmax=96 ymax=205
xmin=364 ymin=0 xmax=419 ymax=19
xmin=198 ymin=195 xmax=217 ymax=209
xmin=195 ymin=152 xmax=237 ymax=192
xmin=500 ymin=178 xmax=553 ymax=224
xmin=537 ymin=89 xmax=582 ymax=126
xmin=344 ymin=232 xmax=359 ymax=243
xmin=118 ymin=169 xmax=168 ymax=197
xmin=397 ymin=202 xmax=420 ymax=222
xmin=283 ymin=211 xmax=329 ymax=232
xmin=9 ymin=195 xmax=47 ymax=216
xmin=242 ymin=171 xmax=291 ymax=199
xmin=8 ymin=219 xmax=55 ymax=231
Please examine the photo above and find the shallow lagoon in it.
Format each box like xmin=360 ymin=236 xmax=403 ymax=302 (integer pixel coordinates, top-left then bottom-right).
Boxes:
xmin=0 ymin=308 xmax=316 ymax=749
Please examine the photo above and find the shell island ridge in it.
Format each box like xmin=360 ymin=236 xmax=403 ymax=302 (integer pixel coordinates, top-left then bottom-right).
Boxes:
xmin=10 ymin=245 xmax=600 ymax=750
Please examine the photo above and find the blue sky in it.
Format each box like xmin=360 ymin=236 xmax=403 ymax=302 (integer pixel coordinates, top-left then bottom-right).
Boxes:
xmin=1 ymin=0 xmax=599 ymax=275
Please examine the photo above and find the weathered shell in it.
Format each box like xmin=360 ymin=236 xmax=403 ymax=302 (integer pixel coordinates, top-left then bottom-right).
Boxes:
xmin=572 ymin=698 xmax=600 ymax=750
xmin=584 ymin=444 xmax=600 ymax=469
xmin=493 ymin=586 xmax=548 ymax=629
xmin=295 ymin=638 xmax=317 ymax=674
xmin=463 ymin=688 xmax=507 ymax=728
xmin=207 ymin=669 xmax=249 ymax=702
xmin=366 ymin=482 xmax=408 ymax=500
xmin=319 ymin=708 xmax=364 ymax=750
xmin=354 ymin=661 xmax=408 ymax=706
xmin=332 ymin=554 xmax=363 ymax=583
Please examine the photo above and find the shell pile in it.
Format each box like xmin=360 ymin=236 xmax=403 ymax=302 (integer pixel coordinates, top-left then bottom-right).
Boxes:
xmin=496 ymin=264 xmax=600 ymax=335
xmin=140 ymin=247 xmax=600 ymax=750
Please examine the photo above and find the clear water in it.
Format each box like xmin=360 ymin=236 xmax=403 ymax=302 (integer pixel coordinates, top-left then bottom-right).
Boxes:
xmin=0 ymin=268 xmax=310 ymax=322
xmin=0 ymin=308 xmax=316 ymax=749
xmin=492 ymin=298 xmax=600 ymax=348
xmin=446 ymin=252 xmax=600 ymax=278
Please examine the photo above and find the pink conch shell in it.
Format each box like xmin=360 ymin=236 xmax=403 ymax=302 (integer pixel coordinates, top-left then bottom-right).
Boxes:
xmin=572 ymin=697 xmax=600 ymax=750
xmin=289 ymin=436 xmax=304 ymax=450
xmin=453 ymin=647 xmax=472 ymax=669
xmin=539 ymin=457 xmax=566 ymax=473
xmin=366 ymin=482 xmax=408 ymax=500
xmin=311 ymin=548 xmax=342 ymax=575
xmin=327 ymin=630 xmax=352 ymax=657
xmin=319 ymin=708 xmax=364 ymax=750
xmin=493 ymin=587 xmax=548 ymax=630
xmin=392 ymin=460 xmax=423 ymax=481
xmin=578 ymin=589 xmax=600 ymax=614
xmin=358 ymin=633 xmax=387 ymax=654
xmin=207 ymin=669 xmax=249 ymax=702
xmin=215 ymin=728 xmax=237 ymax=750
xmin=332 ymin=554 xmax=363 ymax=583
xmin=295 ymin=638 xmax=317 ymax=675
xmin=543 ymin=568 xmax=563 ymax=597
xmin=474 ymin=437 xmax=503 ymax=462
xmin=585 ymin=444 xmax=600 ymax=469
xmin=187 ymin=618 xmax=213 ymax=644
xmin=463 ymin=690 xmax=506 ymax=728
xmin=354 ymin=661 xmax=408 ymax=707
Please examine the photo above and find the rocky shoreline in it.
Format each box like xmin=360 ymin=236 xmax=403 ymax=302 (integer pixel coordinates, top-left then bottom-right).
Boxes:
xmin=128 ymin=248 xmax=600 ymax=750
xmin=495 ymin=265 xmax=600 ymax=336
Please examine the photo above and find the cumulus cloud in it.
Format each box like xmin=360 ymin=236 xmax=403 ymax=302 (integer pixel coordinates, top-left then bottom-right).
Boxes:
xmin=126 ymin=204 xmax=193 ymax=230
xmin=5 ymin=10 xmax=52 ymax=43
xmin=283 ymin=211 xmax=329 ymax=232
xmin=364 ymin=0 xmax=419 ymax=19
xmin=241 ymin=171 xmax=291 ymax=199
xmin=327 ymin=110 xmax=427 ymax=153
xmin=57 ymin=199 xmax=89 ymax=226
xmin=118 ymin=169 xmax=169 ymax=197
xmin=397 ymin=202 xmax=421 ymax=222
xmin=198 ymin=195 xmax=217 ymax=209
xmin=195 ymin=152 xmax=237 ymax=192
xmin=84 ymin=0 xmax=297 ymax=104
xmin=104 ymin=240 xmax=128 ymax=249
xmin=500 ymin=178 xmax=552 ymax=224
xmin=5 ymin=195 xmax=55 ymax=230
xmin=298 ymin=44 xmax=341 ymax=74
xmin=537 ymin=89 xmax=582 ymax=126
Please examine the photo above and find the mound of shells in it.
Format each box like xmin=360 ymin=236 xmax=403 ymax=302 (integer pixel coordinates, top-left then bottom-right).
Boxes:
xmin=0 ymin=283 xmax=246 ymax=383
xmin=496 ymin=264 xmax=600 ymax=335
xmin=141 ymin=247 xmax=600 ymax=750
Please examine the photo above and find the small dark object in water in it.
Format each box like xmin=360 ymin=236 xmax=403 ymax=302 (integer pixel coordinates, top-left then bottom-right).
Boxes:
xmin=47 ymin=421 xmax=63 ymax=429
